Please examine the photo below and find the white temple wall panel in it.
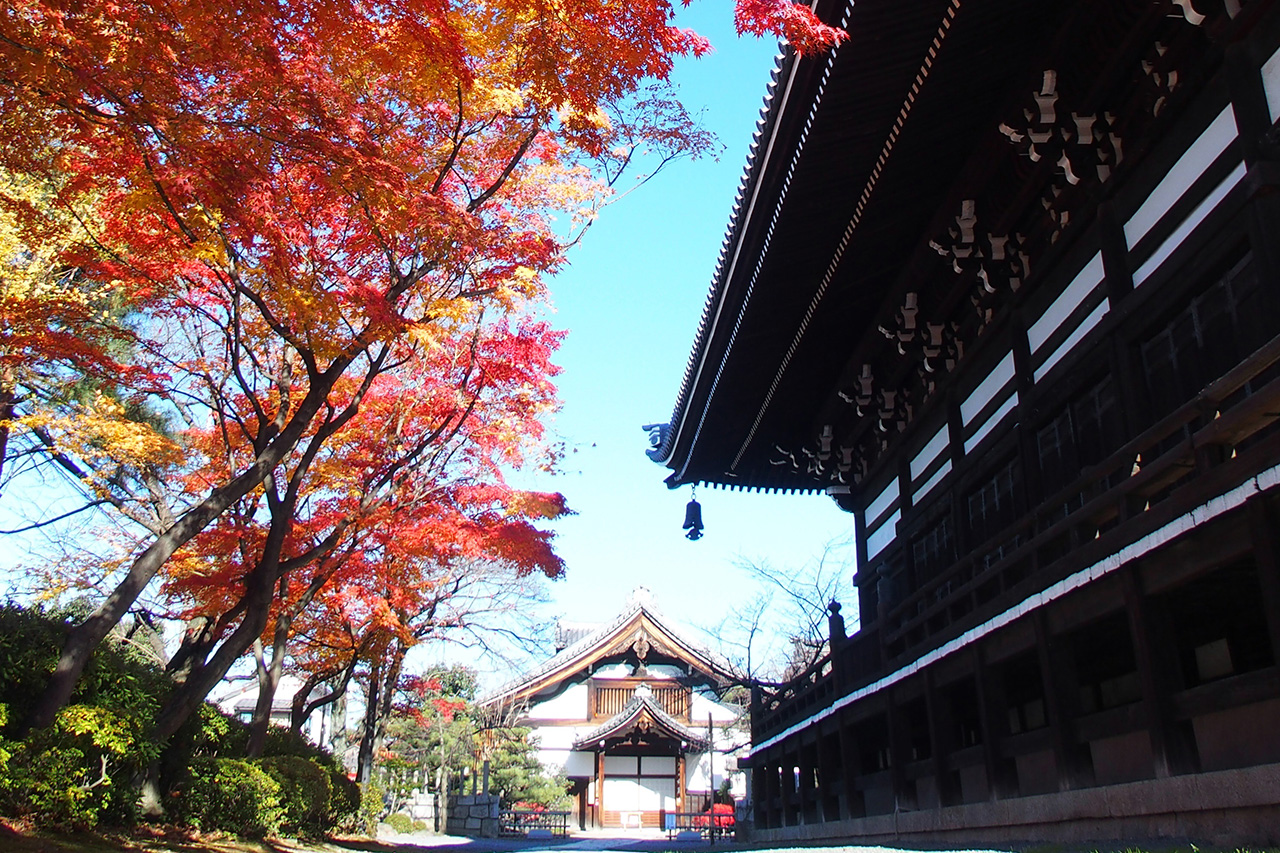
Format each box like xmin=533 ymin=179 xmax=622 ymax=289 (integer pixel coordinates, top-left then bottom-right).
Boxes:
xmin=1124 ymin=104 xmax=1237 ymax=248
xmin=960 ymin=351 xmax=1015 ymax=426
xmin=1028 ymin=252 xmax=1105 ymax=355
xmin=526 ymin=682 xmax=588 ymax=719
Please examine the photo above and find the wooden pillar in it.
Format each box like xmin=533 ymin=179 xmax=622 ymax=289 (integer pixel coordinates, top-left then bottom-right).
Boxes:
xmin=971 ymin=645 xmax=1010 ymax=799
xmin=946 ymin=392 xmax=969 ymax=554
xmin=1226 ymin=40 xmax=1272 ymax=170
xmin=676 ymin=753 xmax=686 ymax=817
xmin=815 ymin=728 xmax=839 ymax=823
xmin=885 ymin=693 xmax=909 ymax=810
xmin=778 ymin=748 xmax=796 ymax=826
xmin=1223 ymin=40 xmax=1280 ymax=324
xmin=797 ymin=738 xmax=816 ymax=824
xmin=924 ymin=668 xmax=959 ymax=806
xmin=838 ymin=713 xmax=862 ymax=819
xmin=1098 ymin=201 xmax=1143 ymax=447
xmin=1033 ymin=610 xmax=1083 ymax=791
xmin=751 ymin=755 xmax=767 ymax=829
xmin=1121 ymin=566 xmax=1196 ymax=778
xmin=595 ymin=750 xmax=606 ymax=828
xmin=1247 ymin=497 xmax=1280 ymax=664
xmin=1009 ymin=313 xmax=1040 ymax=524
xmin=898 ymin=456 xmax=917 ymax=591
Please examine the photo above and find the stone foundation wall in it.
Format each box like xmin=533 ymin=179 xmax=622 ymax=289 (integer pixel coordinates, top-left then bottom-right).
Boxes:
xmin=398 ymin=789 xmax=438 ymax=824
xmin=445 ymin=793 xmax=501 ymax=837
xmin=740 ymin=762 xmax=1280 ymax=848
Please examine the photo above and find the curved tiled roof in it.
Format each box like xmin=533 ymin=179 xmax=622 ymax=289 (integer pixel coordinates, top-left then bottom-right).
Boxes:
xmin=573 ymin=688 xmax=711 ymax=751
xmin=479 ymin=599 xmax=738 ymax=707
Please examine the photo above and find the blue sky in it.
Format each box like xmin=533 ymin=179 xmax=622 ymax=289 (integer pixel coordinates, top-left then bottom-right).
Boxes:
xmin=517 ymin=4 xmax=855 ymax=645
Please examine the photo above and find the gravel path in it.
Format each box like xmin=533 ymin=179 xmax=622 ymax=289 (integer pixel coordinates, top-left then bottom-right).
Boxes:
xmin=365 ymin=827 xmax=1013 ymax=853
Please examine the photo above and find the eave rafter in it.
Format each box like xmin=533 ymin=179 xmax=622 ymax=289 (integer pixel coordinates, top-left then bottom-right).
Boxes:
xmin=665 ymin=0 xmax=1238 ymax=499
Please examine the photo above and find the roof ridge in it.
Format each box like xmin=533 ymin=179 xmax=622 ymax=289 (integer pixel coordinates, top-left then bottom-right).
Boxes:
xmin=478 ymin=601 xmax=737 ymax=705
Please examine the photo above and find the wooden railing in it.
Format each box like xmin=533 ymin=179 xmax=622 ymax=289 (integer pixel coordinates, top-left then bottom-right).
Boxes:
xmin=883 ymin=332 xmax=1280 ymax=652
xmin=499 ymin=809 xmax=570 ymax=837
xmin=752 ymin=332 xmax=1280 ymax=742
xmin=664 ymin=809 xmax=735 ymax=839
xmin=594 ymin=681 xmax=690 ymax=720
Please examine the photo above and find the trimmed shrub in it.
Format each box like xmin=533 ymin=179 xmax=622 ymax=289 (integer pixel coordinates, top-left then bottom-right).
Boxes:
xmin=258 ymin=755 xmax=331 ymax=835
xmin=359 ymin=779 xmax=385 ymax=837
xmin=170 ymin=757 xmax=283 ymax=837
xmin=329 ymin=769 xmax=361 ymax=831
xmin=384 ymin=811 xmax=414 ymax=833
xmin=189 ymin=703 xmax=251 ymax=759
xmin=0 ymin=604 xmax=167 ymax=828
xmin=0 ymin=703 xmax=157 ymax=828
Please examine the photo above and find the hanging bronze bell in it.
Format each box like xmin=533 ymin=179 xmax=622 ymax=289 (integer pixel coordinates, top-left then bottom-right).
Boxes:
xmin=682 ymin=497 xmax=703 ymax=540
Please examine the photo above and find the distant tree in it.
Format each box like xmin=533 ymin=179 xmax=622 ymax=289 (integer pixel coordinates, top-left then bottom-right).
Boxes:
xmin=483 ymin=728 xmax=570 ymax=810
xmin=379 ymin=668 xmax=568 ymax=812
xmin=712 ymin=536 xmax=857 ymax=690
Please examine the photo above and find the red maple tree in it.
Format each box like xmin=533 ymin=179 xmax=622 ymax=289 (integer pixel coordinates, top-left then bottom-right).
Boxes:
xmin=0 ymin=0 xmax=845 ymax=733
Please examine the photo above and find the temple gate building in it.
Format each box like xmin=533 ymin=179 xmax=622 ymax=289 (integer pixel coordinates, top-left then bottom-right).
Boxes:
xmin=650 ymin=0 xmax=1280 ymax=844
xmin=479 ymin=589 xmax=744 ymax=829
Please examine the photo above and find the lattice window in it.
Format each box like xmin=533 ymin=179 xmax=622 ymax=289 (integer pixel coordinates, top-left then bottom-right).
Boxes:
xmin=967 ymin=457 xmax=1018 ymax=546
xmin=1140 ymin=250 xmax=1263 ymax=419
xmin=912 ymin=513 xmax=955 ymax=582
xmin=1036 ymin=375 xmax=1121 ymax=498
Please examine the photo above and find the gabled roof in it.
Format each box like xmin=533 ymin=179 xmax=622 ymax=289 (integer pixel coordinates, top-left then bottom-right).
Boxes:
xmin=573 ymin=688 xmax=710 ymax=751
xmin=480 ymin=596 xmax=739 ymax=708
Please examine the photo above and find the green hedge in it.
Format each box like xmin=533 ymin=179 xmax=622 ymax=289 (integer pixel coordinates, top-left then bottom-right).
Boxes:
xmin=259 ymin=755 xmax=331 ymax=835
xmin=0 ymin=605 xmax=356 ymax=837
xmin=170 ymin=757 xmax=284 ymax=837
xmin=329 ymin=769 xmax=361 ymax=831
xmin=0 ymin=605 xmax=167 ymax=828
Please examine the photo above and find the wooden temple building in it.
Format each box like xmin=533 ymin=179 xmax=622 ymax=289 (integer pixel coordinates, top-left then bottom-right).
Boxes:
xmin=650 ymin=0 xmax=1280 ymax=844
xmin=479 ymin=590 xmax=743 ymax=829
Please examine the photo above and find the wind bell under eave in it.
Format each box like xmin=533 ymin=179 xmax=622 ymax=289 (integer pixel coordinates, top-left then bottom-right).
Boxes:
xmin=682 ymin=486 xmax=704 ymax=541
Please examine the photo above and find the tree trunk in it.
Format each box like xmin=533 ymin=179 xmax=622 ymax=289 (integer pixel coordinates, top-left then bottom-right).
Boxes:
xmin=149 ymin=528 xmax=287 ymax=742
xmin=356 ymin=639 xmax=406 ymax=783
xmin=26 ymin=374 xmax=343 ymax=733
xmin=356 ymin=656 xmax=382 ymax=783
xmin=0 ymin=375 xmax=16 ymax=492
xmin=246 ymin=630 xmax=286 ymax=757
xmin=331 ymin=681 xmax=348 ymax=767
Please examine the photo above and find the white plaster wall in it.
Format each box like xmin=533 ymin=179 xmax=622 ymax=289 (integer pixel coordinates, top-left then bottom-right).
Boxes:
xmin=961 ymin=351 xmax=1015 ymax=426
xmin=866 ymin=478 xmax=899 ymax=524
xmin=866 ymin=509 xmax=900 ymax=560
xmin=645 ymin=664 xmax=684 ymax=679
xmin=563 ymin=750 xmax=595 ymax=777
xmin=685 ymin=751 xmax=745 ymax=795
xmin=1034 ymin=298 xmax=1110 ymax=382
xmin=1264 ymin=45 xmax=1280 ymax=122
xmin=538 ymin=746 xmax=572 ymax=774
xmin=530 ymin=725 xmax=580 ymax=750
xmin=910 ymin=426 xmax=949 ymax=482
xmin=536 ymin=736 xmax=596 ymax=775
xmin=593 ymin=663 xmax=632 ymax=678
xmin=690 ymin=690 xmax=740 ymax=725
xmin=1124 ymin=104 xmax=1237 ymax=248
xmin=915 ymin=458 xmax=951 ymax=503
xmin=963 ymin=392 xmax=1018 ymax=454
xmin=527 ymin=681 xmax=588 ymax=720
xmin=1028 ymin=252 xmax=1104 ymax=355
